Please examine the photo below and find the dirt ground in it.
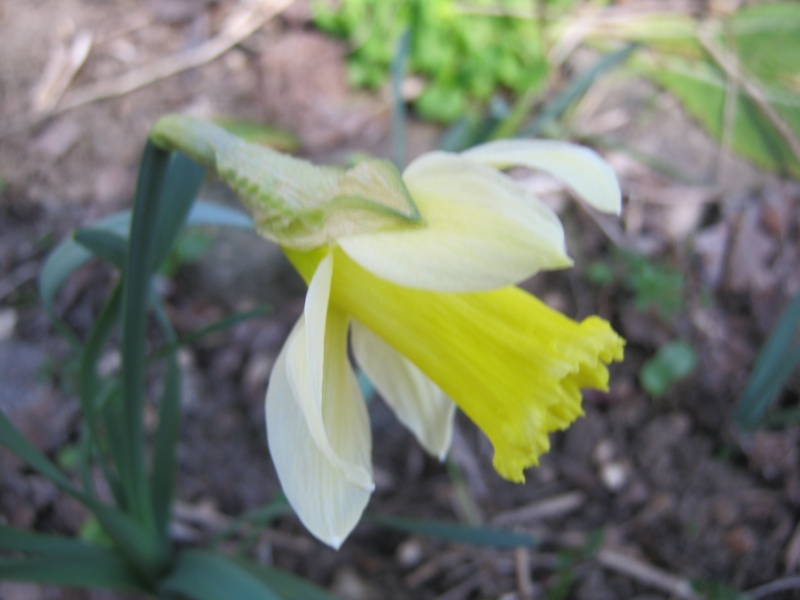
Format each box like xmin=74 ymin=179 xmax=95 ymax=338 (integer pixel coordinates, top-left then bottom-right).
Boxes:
xmin=1 ymin=1 xmax=799 ymax=599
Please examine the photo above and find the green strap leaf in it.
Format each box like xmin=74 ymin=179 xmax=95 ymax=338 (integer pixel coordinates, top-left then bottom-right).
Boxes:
xmin=118 ymin=140 xmax=166 ymax=530
xmin=73 ymin=228 xmax=128 ymax=270
xmin=737 ymin=290 xmax=800 ymax=430
xmin=0 ymin=553 xmax=148 ymax=592
xmin=0 ymin=409 xmax=163 ymax=580
xmin=0 ymin=524 xmax=110 ymax=557
xmin=159 ymin=551 xmax=281 ymax=600
xmin=77 ymin=282 xmax=124 ymax=504
xmin=151 ymin=151 xmax=206 ymax=272
xmin=366 ymin=514 xmax=538 ymax=549
xmin=232 ymin=558 xmax=340 ymax=600
xmin=149 ymin=295 xmax=181 ymax=541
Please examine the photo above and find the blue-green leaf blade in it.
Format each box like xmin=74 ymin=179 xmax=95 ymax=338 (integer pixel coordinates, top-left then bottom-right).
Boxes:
xmin=232 ymin=558 xmax=340 ymax=600
xmin=159 ymin=551 xmax=281 ymax=600
xmin=367 ymin=515 xmax=538 ymax=549
xmin=0 ymin=553 xmax=147 ymax=592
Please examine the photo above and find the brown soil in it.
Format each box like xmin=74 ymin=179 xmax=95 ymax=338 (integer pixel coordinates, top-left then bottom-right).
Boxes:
xmin=1 ymin=1 xmax=799 ymax=599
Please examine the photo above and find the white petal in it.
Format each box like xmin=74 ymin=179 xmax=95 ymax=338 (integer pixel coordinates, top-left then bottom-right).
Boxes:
xmin=351 ymin=321 xmax=456 ymax=460
xmin=338 ymin=152 xmax=571 ymax=292
xmin=266 ymin=311 xmax=374 ymax=548
xmin=463 ymin=139 xmax=622 ymax=215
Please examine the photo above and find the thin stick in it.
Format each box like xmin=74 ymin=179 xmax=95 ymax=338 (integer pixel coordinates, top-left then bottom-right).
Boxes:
xmin=10 ymin=0 xmax=294 ymax=130
xmin=597 ymin=548 xmax=700 ymax=600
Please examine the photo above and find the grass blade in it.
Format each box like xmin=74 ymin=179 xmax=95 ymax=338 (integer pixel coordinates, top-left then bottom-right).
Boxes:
xmin=118 ymin=140 xmax=169 ymax=530
xmin=737 ymin=290 xmax=800 ymax=430
xmin=520 ymin=43 xmax=640 ymax=138
xmin=0 ymin=525 xmax=111 ymax=557
xmin=391 ymin=28 xmax=410 ymax=168
xmin=151 ymin=151 xmax=206 ymax=271
xmin=367 ymin=514 xmax=538 ymax=549
xmin=0 ymin=554 xmax=148 ymax=592
xmin=149 ymin=295 xmax=181 ymax=541
xmin=232 ymin=558 xmax=340 ymax=600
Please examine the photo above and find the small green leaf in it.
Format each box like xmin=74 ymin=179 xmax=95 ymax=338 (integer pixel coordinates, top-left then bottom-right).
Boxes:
xmin=367 ymin=514 xmax=538 ymax=549
xmin=640 ymin=340 xmax=697 ymax=398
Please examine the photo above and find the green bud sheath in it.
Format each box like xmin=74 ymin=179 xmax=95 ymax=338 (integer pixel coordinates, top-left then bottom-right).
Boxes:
xmin=150 ymin=114 xmax=422 ymax=249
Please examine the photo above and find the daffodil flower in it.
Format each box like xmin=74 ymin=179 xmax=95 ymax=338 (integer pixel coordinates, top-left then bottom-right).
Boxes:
xmin=151 ymin=117 xmax=625 ymax=549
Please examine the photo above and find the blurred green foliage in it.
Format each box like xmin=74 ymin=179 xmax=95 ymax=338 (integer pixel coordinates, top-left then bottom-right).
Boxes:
xmin=312 ymin=0 xmax=583 ymax=123
xmin=586 ymin=249 xmax=684 ymax=320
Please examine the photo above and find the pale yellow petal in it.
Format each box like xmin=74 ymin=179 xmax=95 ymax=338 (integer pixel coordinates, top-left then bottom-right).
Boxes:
xmin=338 ymin=152 xmax=571 ymax=292
xmin=328 ymin=248 xmax=625 ymax=484
xmin=266 ymin=312 xmax=374 ymax=548
xmin=351 ymin=321 xmax=456 ymax=460
xmin=463 ymin=139 xmax=621 ymax=215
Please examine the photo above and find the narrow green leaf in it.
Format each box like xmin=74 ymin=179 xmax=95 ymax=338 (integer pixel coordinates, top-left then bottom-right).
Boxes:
xmin=159 ymin=551 xmax=281 ymax=600
xmin=210 ymin=496 xmax=291 ymax=549
xmin=391 ymin=28 xmax=410 ymax=168
xmin=0 ymin=524 xmax=109 ymax=557
xmin=0 ymin=409 xmax=84 ymax=499
xmin=151 ymin=151 xmax=206 ymax=272
xmin=366 ymin=515 xmax=538 ymax=549
xmin=149 ymin=295 xmax=181 ymax=540
xmin=119 ymin=140 xmax=169 ymax=529
xmin=737 ymin=290 xmax=800 ymax=430
xmin=39 ymin=212 xmax=130 ymax=346
xmin=521 ymin=43 xmax=640 ymax=137
xmin=0 ymin=409 xmax=163 ymax=579
xmin=152 ymin=305 xmax=271 ymax=361
xmin=232 ymin=558 xmax=340 ymax=600
xmin=633 ymin=53 xmax=800 ymax=177
xmin=0 ymin=553 xmax=147 ymax=592
xmin=39 ymin=202 xmax=253 ymax=342
xmin=77 ymin=283 xmax=124 ymax=501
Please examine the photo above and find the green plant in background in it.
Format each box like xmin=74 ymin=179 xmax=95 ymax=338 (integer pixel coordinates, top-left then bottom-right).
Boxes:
xmin=586 ymin=248 xmax=685 ymax=320
xmin=313 ymin=0 xmax=580 ymax=123
xmin=584 ymin=2 xmax=800 ymax=178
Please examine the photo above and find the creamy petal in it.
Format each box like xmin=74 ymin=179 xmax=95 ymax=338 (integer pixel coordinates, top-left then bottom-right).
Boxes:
xmin=338 ymin=152 xmax=571 ymax=292
xmin=463 ymin=139 xmax=621 ymax=215
xmin=266 ymin=311 xmax=374 ymax=548
xmin=351 ymin=320 xmax=456 ymax=460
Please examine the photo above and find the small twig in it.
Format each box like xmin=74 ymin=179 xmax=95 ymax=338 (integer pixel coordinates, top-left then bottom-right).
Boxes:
xmin=784 ymin=519 xmax=800 ymax=572
xmin=597 ymin=547 xmax=700 ymax=600
xmin=31 ymin=30 xmax=93 ymax=114
xmin=514 ymin=547 xmax=535 ymax=600
xmin=746 ymin=575 xmax=800 ymax=599
xmin=7 ymin=0 xmax=295 ymax=133
xmin=0 ymin=262 xmax=40 ymax=302
xmin=698 ymin=21 xmax=800 ymax=165
xmin=492 ymin=492 xmax=585 ymax=527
